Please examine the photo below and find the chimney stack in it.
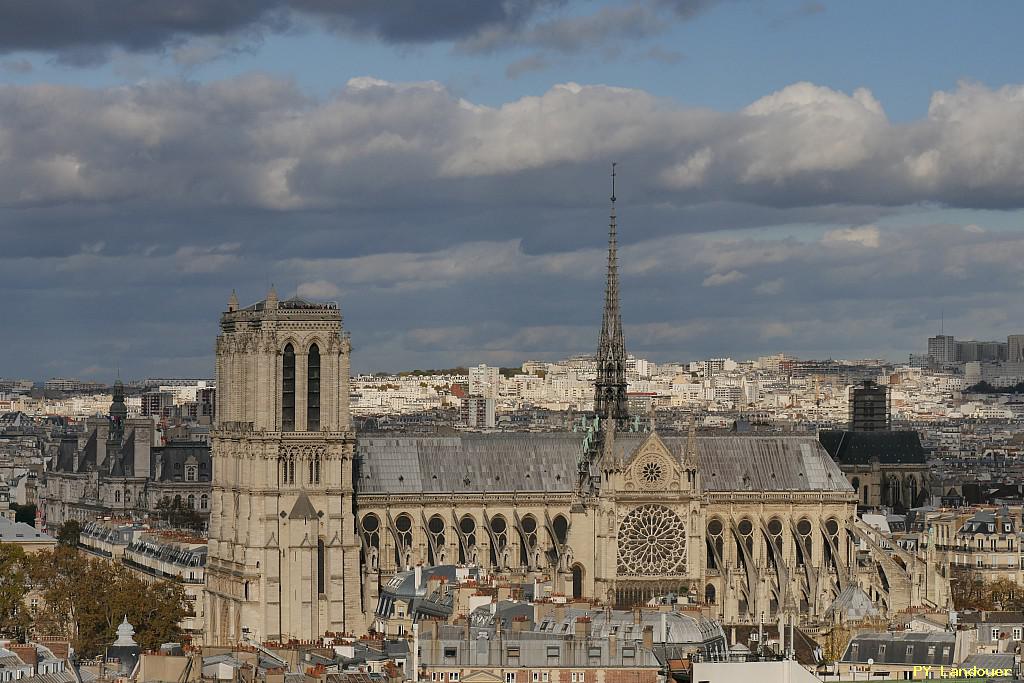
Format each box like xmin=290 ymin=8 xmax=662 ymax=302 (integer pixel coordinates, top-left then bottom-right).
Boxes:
xmin=576 ymin=616 xmax=592 ymax=638
xmin=642 ymin=625 xmax=654 ymax=651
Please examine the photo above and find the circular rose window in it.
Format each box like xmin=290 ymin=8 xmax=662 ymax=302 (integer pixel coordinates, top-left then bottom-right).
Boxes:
xmin=617 ymin=505 xmax=687 ymax=575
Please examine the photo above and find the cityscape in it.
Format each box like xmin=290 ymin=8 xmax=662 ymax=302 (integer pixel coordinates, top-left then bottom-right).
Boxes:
xmin=3 ymin=4 xmax=1024 ymax=683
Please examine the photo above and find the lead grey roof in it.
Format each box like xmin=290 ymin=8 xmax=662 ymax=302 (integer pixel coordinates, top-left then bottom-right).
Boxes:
xmin=355 ymin=434 xmax=850 ymax=495
xmin=842 ymin=631 xmax=955 ymax=666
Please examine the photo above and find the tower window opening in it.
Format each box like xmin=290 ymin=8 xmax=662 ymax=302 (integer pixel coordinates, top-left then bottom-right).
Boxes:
xmin=307 ymin=344 xmax=321 ymax=431
xmin=282 ymin=344 xmax=296 ymax=431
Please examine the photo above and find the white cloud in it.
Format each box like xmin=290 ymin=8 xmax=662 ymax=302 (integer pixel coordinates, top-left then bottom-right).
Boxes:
xmin=297 ymin=280 xmax=342 ymax=299
xmin=822 ymin=225 xmax=881 ymax=248
xmin=3 ymin=77 xmax=1024 ymax=211
xmin=702 ymin=270 xmax=746 ymax=287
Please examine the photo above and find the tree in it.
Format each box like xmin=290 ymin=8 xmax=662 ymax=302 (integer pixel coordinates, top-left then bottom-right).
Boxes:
xmin=0 ymin=545 xmax=30 ymax=641
xmin=154 ymin=496 xmax=204 ymax=532
xmin=951 ymin=568 xmax=993 ymax=610
xmin=57 ymin=520 xmax=81 ymax=546
xmin=11 ymin=504 xmax=36 ymax=526
xmin=27 ymin=547 xmax=189 ymax=658
xmin=819 ymin=626 xmax=852 ymax=664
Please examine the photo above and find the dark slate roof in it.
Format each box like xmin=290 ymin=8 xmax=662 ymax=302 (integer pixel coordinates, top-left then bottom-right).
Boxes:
xmin=958 ymin=611 xmax=1024 ymax=625
xmin=56 ymin=438 xmax=77 ymax=472
xmin=288 ymin=492 xmax=319 ymax=520
xmin=841 ymin=631 xmax=955 ymax=666
xmin=729 ymin=625 xmax=822 ymax=667
xmin=355 ymin=434 xmax=850 ymax=495
xmin=77 ymin=430 xmax=98 ymax=472
xmin=153 ymin=443 xmax=211 ymax=481
xmin=819 ymin=430 xmax=927 ymax=465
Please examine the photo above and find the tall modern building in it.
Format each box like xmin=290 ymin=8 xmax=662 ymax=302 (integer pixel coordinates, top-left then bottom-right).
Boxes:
xmin=1009 ymin=335 xmax=1024 ymax=363
xmin=849 ymin=380 xmax=890 ymax=432
xmin=204 ymin=288 xmax=361 ymax=644
xmin=927 ymin=335 xmax=957 ymax=365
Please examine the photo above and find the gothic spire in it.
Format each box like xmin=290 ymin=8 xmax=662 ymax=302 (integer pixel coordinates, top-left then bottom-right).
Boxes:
xmin=594 ymin=163 xmax=629 ymax=428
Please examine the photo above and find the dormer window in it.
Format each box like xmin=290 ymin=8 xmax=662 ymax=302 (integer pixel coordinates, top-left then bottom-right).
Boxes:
xmin=185 ymin=466 xmax=197 ymax=482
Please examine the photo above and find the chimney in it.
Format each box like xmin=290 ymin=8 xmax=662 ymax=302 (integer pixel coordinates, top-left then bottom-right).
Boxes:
xmin=633 ymin=605 xmax=642 ymax=625
xmin=608 ymin=632 xmax=618 ymax=658
xmin=554 ymin=604 xmax=566 ymax=623
xmin=731 ymin=626 xmax=737 ymax=647
xmin=576 ymin=616 xmax=592 ymax=638
xmin=660 ymin=613 xmax=668 ymax=644
xmin=415 ymin=564 xmax=423 ymax=591
xmin=642 ymin=625 xmax=654 ymax=651
xmin=512 ymin=616 xmax=527 ymax=634
xmin=411 ymin=623 xmax=419 ymax=683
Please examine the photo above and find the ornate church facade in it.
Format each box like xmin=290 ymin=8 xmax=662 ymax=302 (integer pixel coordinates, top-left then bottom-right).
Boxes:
xmin=205 ymin=174 xmax=949 ymax=645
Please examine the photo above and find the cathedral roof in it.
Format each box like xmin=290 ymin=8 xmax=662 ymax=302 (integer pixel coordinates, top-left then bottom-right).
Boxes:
xmin=819 ymin=430 xmax=927 ymax=466
xmin=354 ymin=434 xmax=851 ymax=495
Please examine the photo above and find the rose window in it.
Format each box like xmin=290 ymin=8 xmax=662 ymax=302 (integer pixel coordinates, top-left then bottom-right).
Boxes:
xmin=641 ymin=460 xmax=663 ymax=483
xmin=635 ymin=455 xmax=669 ymax=490
xmin=617 ymin=505 xmax=687 ymax=575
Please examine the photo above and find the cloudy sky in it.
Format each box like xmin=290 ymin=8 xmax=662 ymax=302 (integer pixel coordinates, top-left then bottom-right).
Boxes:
xmin=2 ymin=1 xmax=1024 ymax=380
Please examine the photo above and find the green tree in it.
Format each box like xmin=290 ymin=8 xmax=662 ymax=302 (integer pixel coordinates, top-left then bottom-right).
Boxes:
xmin=10 ymin=504 xmax=36 ymax=526
xmin=57 ymin=520 xmax=81 ymax=546
xmin=27 ymin=547 xmax=188 ymax=657
xmin=0 ymin=545 xmax=30 ymax=641
xmin=154 ymin=496 xmax=204 ymax=532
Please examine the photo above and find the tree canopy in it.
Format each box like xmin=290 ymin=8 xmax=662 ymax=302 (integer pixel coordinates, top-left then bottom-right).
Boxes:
xmin=56 ymin=520 xmax=81 ymax=546
xmin=2 ymin=546 xmax=189 ymax=657
xmin=0 ymin=545 xmax=31 ymax=641
xmin=952 ymin=569 xmax=1024 ymax=611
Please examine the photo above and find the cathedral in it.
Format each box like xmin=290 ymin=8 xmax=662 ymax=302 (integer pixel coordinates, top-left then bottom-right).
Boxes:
xmin=204 ymin=171 xmax=949 ymax=646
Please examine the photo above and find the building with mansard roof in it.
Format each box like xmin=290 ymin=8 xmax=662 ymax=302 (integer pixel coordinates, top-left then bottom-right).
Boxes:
xmin=204 ymin=171 xmax=950 ymax=646
xmin=38 ymin=381 xmax=213 ymax=531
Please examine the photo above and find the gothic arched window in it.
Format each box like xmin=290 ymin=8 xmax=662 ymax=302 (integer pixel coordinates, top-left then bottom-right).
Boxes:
xmin=282 ymin=344 xmax=296 ymax=431
xmin=307 ymin=344 xmax=321 ymax=431
xmin=281 ymin=454 xmax=295 ymax=485
xmin=317 ymin=538 xmax=326 ymax=595
xmin=307 ymin=453 xmax=321 ymax=485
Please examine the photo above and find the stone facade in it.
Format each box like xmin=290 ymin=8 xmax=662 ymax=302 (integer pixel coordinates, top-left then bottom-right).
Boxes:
xmin=204 ymin=289 xmax=362 ymax=645
xmin=39 ymin=386 xmax=212 ymax=532
xmin=206 ymin=292 xmax=950 ymax=645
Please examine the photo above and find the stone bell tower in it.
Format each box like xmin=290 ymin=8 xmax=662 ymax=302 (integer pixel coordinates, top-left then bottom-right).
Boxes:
xmin=205 ymin=288 xmax=362 ymax=645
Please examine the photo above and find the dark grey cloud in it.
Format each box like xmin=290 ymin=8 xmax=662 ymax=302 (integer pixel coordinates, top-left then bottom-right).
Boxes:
xmin=0 ymin=0 xmax=721 ymax=66
xmin=0 ymin=0 xmax=564 ymax=63
xmin=3 ymin=75 xmax=1024 ymax=379
xmin=292 ymin=0 xmax=555 ymax=44
xmin=0 ymin=0 xmax=285 ymax=64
